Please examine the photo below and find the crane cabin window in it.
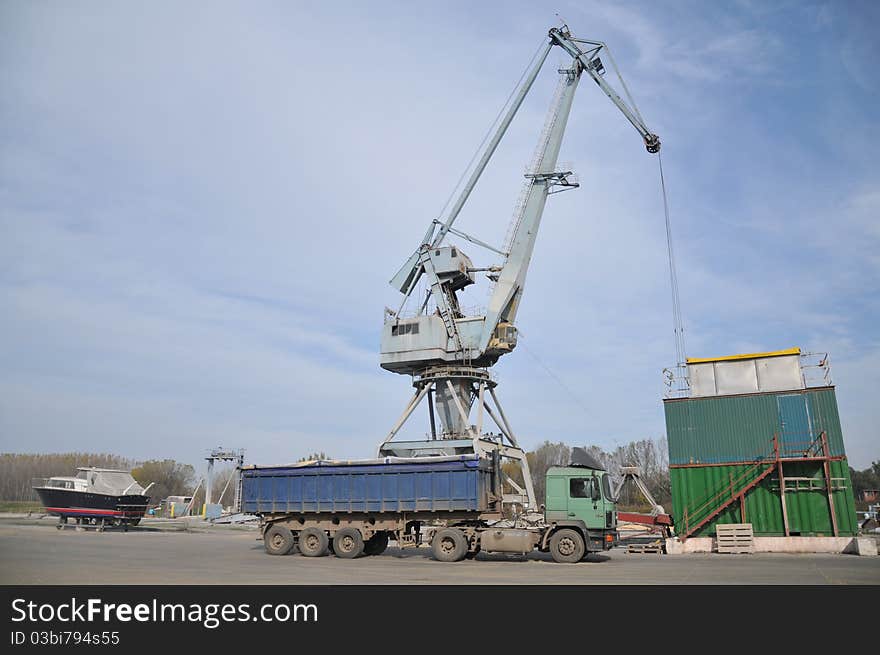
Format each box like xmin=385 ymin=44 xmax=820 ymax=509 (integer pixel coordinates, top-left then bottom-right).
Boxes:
xmin=391 ymin=323 xmax=420 ymax=337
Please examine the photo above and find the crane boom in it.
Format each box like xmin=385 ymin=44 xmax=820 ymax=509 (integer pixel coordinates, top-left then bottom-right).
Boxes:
xmin=389 ymin=41 xmax=554 ymax=298
xmin=478 ymin=60 xmax=583 ymax=352
xmin=549 ymin=29 xmax=660 ymax=152
xmin=473 ymin=28 xmax=659 ymax=352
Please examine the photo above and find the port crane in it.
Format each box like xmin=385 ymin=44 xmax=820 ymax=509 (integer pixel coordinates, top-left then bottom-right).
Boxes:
xmin=378 ymin=25 xmax=660 ymax=511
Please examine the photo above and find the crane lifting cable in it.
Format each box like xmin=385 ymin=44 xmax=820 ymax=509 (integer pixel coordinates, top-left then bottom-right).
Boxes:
xmin=657 ymin=152 xmax=686 ymax=368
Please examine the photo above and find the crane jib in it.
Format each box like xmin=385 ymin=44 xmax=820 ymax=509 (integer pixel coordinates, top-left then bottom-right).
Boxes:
xmin=382 ymin=24 xmax=662 ymax=377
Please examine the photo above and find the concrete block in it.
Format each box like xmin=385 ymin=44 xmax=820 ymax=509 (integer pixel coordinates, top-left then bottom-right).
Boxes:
xmin=665 ymin=537 xmax=713 ymax=554
xmin=752 ymin=536 xmax=851 ymax=553
xmin=843 ymin=537 xmax=878 ymax=556
xmin=666 ymin=536 xmax=877 ymax=555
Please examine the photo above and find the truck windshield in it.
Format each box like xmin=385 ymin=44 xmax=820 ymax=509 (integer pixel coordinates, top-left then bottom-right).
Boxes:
xmin=601 ymin=475 xmax=614 ymax=501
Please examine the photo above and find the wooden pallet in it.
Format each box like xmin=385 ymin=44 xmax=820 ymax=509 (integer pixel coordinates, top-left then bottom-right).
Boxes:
xmin=626 ymin=542 xmax=665 ymax=554
xmin=716 ymin=523 xmax=754 ymax=554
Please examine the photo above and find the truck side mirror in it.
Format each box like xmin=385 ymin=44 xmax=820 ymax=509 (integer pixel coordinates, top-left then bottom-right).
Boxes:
xmin=591 ymin=479 xmax=601 ymax=501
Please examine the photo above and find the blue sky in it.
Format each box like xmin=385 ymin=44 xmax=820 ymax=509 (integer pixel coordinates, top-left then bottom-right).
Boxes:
xmin=1 ymin=1 xmax=877 ymax=472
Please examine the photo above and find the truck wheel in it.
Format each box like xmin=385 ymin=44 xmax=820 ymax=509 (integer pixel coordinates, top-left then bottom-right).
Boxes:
xmin=549 ymin=528 xmax=585 ymax=563
xmin=333 ymin=528 xmax=364 ymax=559
xmin=298 ymin=527 xmax=329 ymax=557
xmin=364 ymin=532 xmax=389 ymax=556
xmin=264 ymin=524 xmax=295 ymax=556
xmin=432 ymin=528 xmax=468 ymax=562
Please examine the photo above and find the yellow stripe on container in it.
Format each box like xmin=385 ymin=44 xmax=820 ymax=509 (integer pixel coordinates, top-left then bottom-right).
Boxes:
xmin=686 ymin=347 xmax=800 ymax=364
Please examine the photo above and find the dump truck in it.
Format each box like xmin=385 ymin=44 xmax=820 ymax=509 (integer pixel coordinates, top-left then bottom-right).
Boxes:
xmin=241 ymin=454 xmax=617 ymax=563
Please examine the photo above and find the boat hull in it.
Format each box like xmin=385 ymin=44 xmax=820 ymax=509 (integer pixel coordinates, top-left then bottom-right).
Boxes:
xmin=34 ymin=487 xmax=150 ymax=521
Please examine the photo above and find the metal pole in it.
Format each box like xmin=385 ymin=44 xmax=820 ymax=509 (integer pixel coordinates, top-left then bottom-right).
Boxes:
xmin=775 ymin=435 xmax=790 ymax=537
xmin=821 ymin=431 xmax=839 ymax=536
xmin=217 ymin=469 xmax=236 ymax=508
xmin=205 ymin=459 xmax=214 ymax=507
xmin=236 ymin=452 xmax=245 ymax=513
xmin=427 ymin=387 xmax=437 ymax=440
xmin=185 ymin=478 xmax=203 ymax=517
xmin=233 ymin=467 xmax=242 ymax=513
xmin=488 ymin=387 xmax=519 ymax=447
xmin=476 ymin=382 xmax=485 ymax=437
xmin=482 ymin=401 xmax=511 ymax=442
xmin=381 ymin=384 xmax=432 ymax=446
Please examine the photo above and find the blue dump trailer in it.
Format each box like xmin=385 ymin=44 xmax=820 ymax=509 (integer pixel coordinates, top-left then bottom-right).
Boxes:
xmin=241 ymin=455 xmax=618 ymax=563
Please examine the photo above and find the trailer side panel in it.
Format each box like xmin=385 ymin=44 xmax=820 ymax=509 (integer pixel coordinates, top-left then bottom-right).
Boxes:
xmin=241 ymin=457 xmax=494 ymax=515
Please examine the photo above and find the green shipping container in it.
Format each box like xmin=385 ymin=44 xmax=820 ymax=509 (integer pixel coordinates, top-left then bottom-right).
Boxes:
xmin=664 ymin=386 xmax=845 ymax=465
xmin=671 ymin=459 xmax=859 ymax=537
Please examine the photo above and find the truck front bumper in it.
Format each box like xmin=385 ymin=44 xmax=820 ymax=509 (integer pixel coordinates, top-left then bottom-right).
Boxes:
xmin=588 ymin=530 xmax=619 ymax=552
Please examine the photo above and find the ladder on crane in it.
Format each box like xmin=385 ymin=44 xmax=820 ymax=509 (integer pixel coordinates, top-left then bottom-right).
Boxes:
xmin=417 ymin=245 xmax=463 ymax=354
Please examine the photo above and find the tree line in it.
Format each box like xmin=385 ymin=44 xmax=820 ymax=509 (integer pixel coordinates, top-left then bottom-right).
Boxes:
xmin=7 ymin=448 xmax=874 ymax=513
xmin=0 ymin=442 xmax=670 ymax=510
xmin=0 ymin=452 xmax=137 ymax=502
xmin=0 ymin=453 xmax=196 ymax=503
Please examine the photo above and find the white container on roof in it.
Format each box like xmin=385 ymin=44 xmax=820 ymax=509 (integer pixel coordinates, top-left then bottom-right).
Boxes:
xmin=686 ymin=348 xmax=804 ymax=398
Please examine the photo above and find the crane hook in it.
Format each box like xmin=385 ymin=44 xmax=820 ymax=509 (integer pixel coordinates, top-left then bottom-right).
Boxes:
xmin=645 ymin=134 xmax=661 ymax=154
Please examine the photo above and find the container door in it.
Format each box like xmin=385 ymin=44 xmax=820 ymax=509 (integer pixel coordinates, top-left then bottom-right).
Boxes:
xmin=777 ymin=394 xmax=813 ymax=454
xmin=567 ymin=475 xmax=604 ymax=529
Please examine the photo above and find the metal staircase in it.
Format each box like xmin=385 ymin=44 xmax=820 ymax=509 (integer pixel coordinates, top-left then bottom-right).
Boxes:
xmin=678 ymin=431 xmax=843 ymax=540
xmin=680 ymin=460 xmax=776 ymax=540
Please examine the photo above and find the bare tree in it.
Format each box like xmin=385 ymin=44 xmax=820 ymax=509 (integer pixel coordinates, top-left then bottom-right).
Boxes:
xmin=525 ymin=441 xmax=572 ymax=505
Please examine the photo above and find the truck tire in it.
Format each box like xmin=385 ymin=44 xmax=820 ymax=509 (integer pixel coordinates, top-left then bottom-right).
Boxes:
xmin=364 ymin=531 xmax=389 ymax=556
xmin=298 ymin=527 xmax=329 ymax=557
xmin=333 ymin=528 xmax=364 ymax=559
xmin=432 ymin=528 xmax=468 ymax=562
xmin=264 ymin=524 xmax=295 ymax=556
xmin=549 ymin=528 xmax=585 ymax=563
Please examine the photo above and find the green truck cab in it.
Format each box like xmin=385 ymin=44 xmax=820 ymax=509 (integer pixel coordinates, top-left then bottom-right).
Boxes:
xmin=543 ymin=465 xmax=618 ymax=558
